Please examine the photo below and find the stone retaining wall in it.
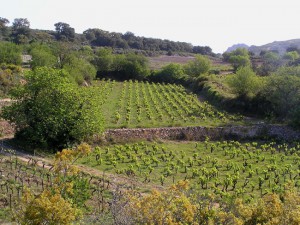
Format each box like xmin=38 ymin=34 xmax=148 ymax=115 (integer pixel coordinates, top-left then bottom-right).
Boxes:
xmin=104 ymin=125 xmax=300 ymax=142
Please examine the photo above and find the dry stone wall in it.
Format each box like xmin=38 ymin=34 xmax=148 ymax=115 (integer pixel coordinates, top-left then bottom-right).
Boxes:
xmin=104 ymin=125 xmax=300 ymax=142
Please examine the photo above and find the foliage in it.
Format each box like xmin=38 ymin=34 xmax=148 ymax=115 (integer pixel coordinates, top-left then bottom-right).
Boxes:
xmin=257 ymin=51 xmax=283 ymax=76
xmin=29 ymin=43 xmax=57 ymax=68
xmin=11 ymin=18 xmax=31 ymax=44
xmin=12 ymin=143 xmax=92 ymax=224
xmin=263 ymin=66 xmax=300 ymax=117
xmin=113 ymin=178 xmax=300 ymax=224
xmin=123 ymin=181 xmax=196 ymax=225
xmin=225 ymin=48 xmax=251 ymax=71
xmin=0 ymin=64 xmax=22 ymax=96
xmin=0 ymin=42 xmax=22 ymax=65
xmin=93 ymin=47 xmax=114 ymax=73
xmin=283 ymin=51 xmax=299 ymax=61
xmin=13 ymin=188 xmax=79 ymax=225
xmin=54 ymin=22 xmax=75 ymax=42
xmin=83 ymin=28 xmax=207 ymax=54
xmin=0 ymin=17 xmax=10 ymax=40
xmin=117 ymin=53 xmax=150 ymax=80
xmin=218 ymin=184 xmax=300 ymax=225
xmin=63 ymin=54 xmax=97 ymax=85
xmin=184 ymin=55 xmax=211 ymax=77
xmin=227 ymin=66 xmax=262 ymax=98
xmin=192 ymin=46 xmax=213 ymax=55
xmin=154 ymin=63 xmax=185 ymax=83
xmin=1 ymin=67 xmax=104 ymax=149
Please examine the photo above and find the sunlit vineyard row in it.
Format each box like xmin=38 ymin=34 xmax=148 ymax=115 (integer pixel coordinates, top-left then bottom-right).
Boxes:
xmin=79 ymin=140 xmax=300 ymax=201
xmin=92 ymin=79 xmax=242 ymax=128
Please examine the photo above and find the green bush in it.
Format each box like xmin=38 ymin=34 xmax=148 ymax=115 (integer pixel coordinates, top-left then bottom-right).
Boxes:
xmin=227 ymin=66 xmax=262 ymax=99
xmin=1 ymin=67 xmax=104 ymax=149
xmin=0 ymin=42 xmax=22 ymax=65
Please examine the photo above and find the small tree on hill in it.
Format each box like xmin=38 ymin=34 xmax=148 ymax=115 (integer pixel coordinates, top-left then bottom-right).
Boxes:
xmin=184 ymin=55 xmax=211 ymax=77
xmin=227 ymin=66 xmax=261 ymax=99
xmin=226 ymin=48 xmax=251 ymax=71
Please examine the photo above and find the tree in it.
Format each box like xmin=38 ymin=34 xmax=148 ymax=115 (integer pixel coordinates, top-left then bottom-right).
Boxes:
xmin=257 ymin=51 xmax=283 ymax=76
xmin=115 ymin=53 xmax=150 ymax=80
xmin=227 ymin=48 xmax=251 ymax=71
xmin=29 ymin=43 xmax=57 ymax=68
xmin=227 ymin=66 xmax=262 ymax=98
xmin=283 ymin=51 xmax=299 ymax=62
xmin=54 ymin=22 xmax=75 ymax=41
xmin=92 ymin=48 xmax=114 ymax=73
xmin=12 ymin=18 xmax=31 ymax=44
xmin=63 ymin=54 xmax=97 ymax=85
xmin=0 ymin=42 xmax=22 ymax=65
xmin=1 ymin=67 xmax=104 ymax=149
xmin=154 ymin=63 xmax=184 ymax=83
xmin=0 ymin=17 xmax=10 ymax=40
xmin=263 ymin=66 xmax=300 ymax=117
xmin=184 ymin=55 xmax=211 ymax=77
xmin=0 ymin=17 xmax=9 ymax=29
xmin=192 ymin=46 xmax=212 ymax=55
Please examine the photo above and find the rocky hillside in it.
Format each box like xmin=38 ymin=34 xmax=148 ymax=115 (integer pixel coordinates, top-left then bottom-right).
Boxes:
xmin=249 ymin=39 xmax=300 ymax=55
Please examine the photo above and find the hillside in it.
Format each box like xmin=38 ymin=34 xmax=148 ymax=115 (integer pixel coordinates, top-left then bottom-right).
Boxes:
xmin=248 ymin=39 xmax=300 ymax=55
xmin=225 ymin=43 xmax=249 ymax=53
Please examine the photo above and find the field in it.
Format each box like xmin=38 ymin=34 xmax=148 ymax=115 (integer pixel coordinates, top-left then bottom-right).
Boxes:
xmin=92 ymin=79 xmax=242 ymax=129
xmin=148 ymin=55 xmax=195 ymax=70
xmin=79 ymin=140 xmax=300 ymax=200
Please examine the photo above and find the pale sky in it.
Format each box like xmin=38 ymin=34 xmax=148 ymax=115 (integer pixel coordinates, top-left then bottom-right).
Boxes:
xmin=2 ymin=0 xmax=300 ymax=53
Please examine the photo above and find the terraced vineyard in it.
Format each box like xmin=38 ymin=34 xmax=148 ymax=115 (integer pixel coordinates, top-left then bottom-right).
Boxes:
xmin=92 ymin=79 xmax=242 ymax=128
xmin=79 ymin=140 xmax=300 ymax=200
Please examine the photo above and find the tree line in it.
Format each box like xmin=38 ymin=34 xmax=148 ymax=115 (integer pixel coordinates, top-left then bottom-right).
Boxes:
xmin=220 ymin=47 xmax=300 ymax=128
xmin=0 ymin=17 xmax=213 ymax=56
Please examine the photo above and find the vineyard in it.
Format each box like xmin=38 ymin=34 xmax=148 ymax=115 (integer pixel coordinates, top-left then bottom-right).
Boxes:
xmin=1 ymin=79 xmax=300 ymax=224
xmin=0 ymin=147 xmax=117 ymax=223
xmin=78 ymin=140 xmax=300 ymax=200
xmin=91 ymin=79 xmax=242 ymax=128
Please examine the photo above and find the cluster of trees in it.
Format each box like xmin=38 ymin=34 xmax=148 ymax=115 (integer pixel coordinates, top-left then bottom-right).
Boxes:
xmin=152 ymin=55 xmax=211 ymax=84
xmin=224 ymin=48 xmax=300 ymax=127
xmin=0 ymin=41 xmax=97 ymax=85
xmin=91 ymin=48 xmax=212 ymax=83
xmin=0 ymin=17 xmax=213 ymax=55
xmin=84 ymin=29 xmax=213 ymax=55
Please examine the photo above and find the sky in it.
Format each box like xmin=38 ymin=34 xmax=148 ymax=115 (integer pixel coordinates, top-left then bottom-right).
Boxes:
xmin=2 ymin=0 xmax=300 ymax=53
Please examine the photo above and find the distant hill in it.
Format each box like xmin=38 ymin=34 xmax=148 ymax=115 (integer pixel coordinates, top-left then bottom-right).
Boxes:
xmin=225 ymin=43 xmax=249 ymax=52
xmin=248 ymin=39 xmax=300 ymax=55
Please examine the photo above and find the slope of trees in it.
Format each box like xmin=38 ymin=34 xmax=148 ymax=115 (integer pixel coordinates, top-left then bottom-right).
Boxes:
xmin=0 ymin=17 xmax=214 ymax=56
